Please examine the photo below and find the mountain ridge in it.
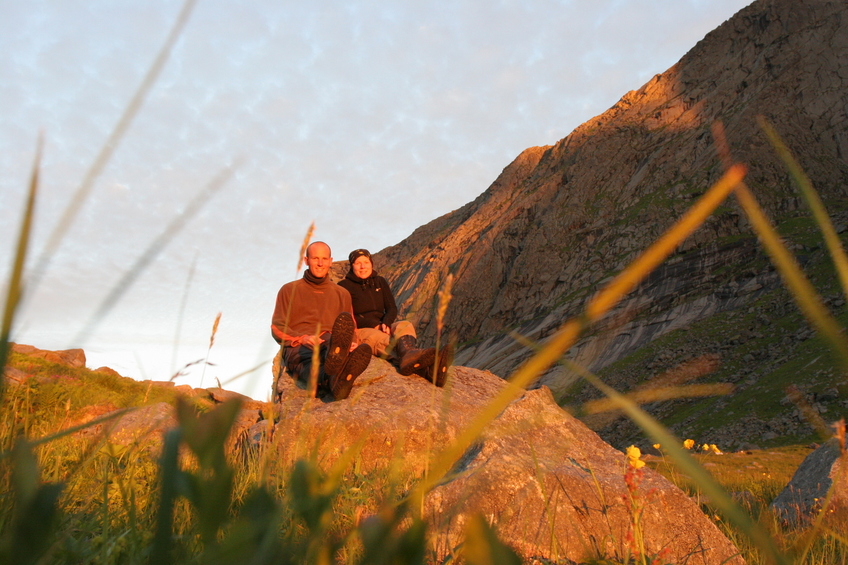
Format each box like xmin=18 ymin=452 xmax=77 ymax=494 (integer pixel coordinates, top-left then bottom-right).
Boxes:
xmin=361 ymin=0 xmax=848 ymax=448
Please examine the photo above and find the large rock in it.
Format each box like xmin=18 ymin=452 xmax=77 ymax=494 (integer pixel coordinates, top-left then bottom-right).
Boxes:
xmin=425 ymin=386 xmax=743 ymax=564
xmin=770 ymin=437 xmax=848 ymax=530
xmin=2 ymin=365 xmax=30 ymax=385
xmin=268 ymin=359 xmax=742 ymax=564
xmin=269 ymin=358 xmax=504 ymax=471
xmin=99 ymin=402 xmax=177 ymax=447
xmin=88 ymin=401 xmax=263 ymax=455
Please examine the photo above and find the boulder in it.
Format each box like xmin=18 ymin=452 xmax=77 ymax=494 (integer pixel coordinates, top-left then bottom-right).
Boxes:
xmin=271 ymin=358 xmax=503 ymax=471
xmin=770 ymin=437 xmax=848 ymax=530
xmin=425 ymin=386 xmax=743 ymax=564
xmin=11 ymin=343 xmax=86 ymax=368
xmin=2 ymin=365 xmax=30 ymax=385
xmin=102 ymin=402 xmax=177 ymax=447
xmin=207 ymin=387 xmax=268 ymax=411
xmin=70 ymin=403 xmax=121 ymax=438
xmin=269 ymin=358 xmax=742 ymax=564
xmin=94 ymin=366 xmax=123 ymax=378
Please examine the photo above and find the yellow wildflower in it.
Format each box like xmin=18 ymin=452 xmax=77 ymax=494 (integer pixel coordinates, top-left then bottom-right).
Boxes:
xmin=626 ymin=445 xmax=646 ymax=469
xmin=710 ymin=444 xmax=723 ymax=455
xmin=683 ymin=439 xmax=695 ymax=450
xmin=702 ymin=444 xmax=710 ymax=451
xmin=653 ymin=443 xmax=661 ymax=450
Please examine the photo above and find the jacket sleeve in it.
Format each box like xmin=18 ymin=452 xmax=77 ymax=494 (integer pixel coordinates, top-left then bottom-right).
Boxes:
xmin=380 ymin=276 xmax=398 ymax=326
xmin=271 ymin=284 xmax=294 ymax=343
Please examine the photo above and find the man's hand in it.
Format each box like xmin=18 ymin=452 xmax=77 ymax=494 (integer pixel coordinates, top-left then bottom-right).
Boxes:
xmin=379 ymin=323 xmax=390 ymax=335
xmin=298 ymin=334 xmax=325 ymax=348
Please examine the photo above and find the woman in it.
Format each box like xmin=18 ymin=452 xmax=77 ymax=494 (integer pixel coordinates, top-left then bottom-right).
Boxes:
xmin=338 ymin=248 xmax=451 ymax=386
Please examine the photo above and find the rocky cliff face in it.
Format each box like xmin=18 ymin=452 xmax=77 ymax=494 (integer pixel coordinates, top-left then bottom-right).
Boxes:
xmin=367 ymin=0 xmax=848 ymax=411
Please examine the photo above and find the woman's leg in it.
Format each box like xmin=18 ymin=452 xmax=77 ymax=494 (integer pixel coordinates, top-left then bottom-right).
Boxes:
xmin=356 ymin=327 xmax=391 ymax=357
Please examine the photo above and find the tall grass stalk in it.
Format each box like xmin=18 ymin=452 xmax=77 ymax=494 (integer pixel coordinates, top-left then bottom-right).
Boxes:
xmin=409 ymin=164 xmax=747 ymax=510
xmin=419 ymin=273 xmax=455 ymax=507
xmin=72 ymin=164 xmax=235 ymax=346
xmin=27 ymin=0 xmax=198 ymax=296
xmin=566 ymin=358 xmax=788 ymax=565
xmin=198 ymin=312 xmax=221 ymax=389
xmin=171 ymin=252 xmax=199 ymax=375
xmin=713 ymin=120 xmax=848 ymax=369
xmin=0 ymin=137 xmax=41 ymax=406
xmin=296 ymin=221 xmax=315 ymax=276
xmin=758 ymin=117 xmax=848 ymax=301
xmin=733 ymin=183 xmax=848 ymax=367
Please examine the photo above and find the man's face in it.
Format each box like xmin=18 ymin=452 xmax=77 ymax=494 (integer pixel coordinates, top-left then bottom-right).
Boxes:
xmin=305 ymin=243 xmax=332 ymax=278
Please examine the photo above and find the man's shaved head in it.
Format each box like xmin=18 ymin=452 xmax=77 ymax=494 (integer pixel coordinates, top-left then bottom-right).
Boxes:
xmin=306 ymin=241 xmax=331 ymax=258
xmin=305 ymin=241 xmax=332 ymax=278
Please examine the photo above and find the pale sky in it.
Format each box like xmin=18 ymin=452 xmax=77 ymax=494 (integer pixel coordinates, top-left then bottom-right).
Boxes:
xmin=0 ymin=0 xmax=753 ymax=399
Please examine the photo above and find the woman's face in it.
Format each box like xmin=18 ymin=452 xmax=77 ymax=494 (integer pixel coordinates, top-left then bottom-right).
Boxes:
xmin=353 ymin=256 xmax=373 ymax=279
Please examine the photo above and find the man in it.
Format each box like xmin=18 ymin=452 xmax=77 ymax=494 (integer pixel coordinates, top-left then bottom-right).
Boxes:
xmin=271 ymin=241 xmax=371 ymax=400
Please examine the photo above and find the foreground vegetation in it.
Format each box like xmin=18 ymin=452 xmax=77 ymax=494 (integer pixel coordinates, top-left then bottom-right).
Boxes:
xmin=2 ymin=4 xmax=846 ymax=561
xmin=1 ymin=351 xmax=846 ymax=564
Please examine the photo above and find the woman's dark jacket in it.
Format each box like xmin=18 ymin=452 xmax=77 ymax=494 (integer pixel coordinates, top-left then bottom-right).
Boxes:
xmin=338 ymin=270 xmax=398 ymax=329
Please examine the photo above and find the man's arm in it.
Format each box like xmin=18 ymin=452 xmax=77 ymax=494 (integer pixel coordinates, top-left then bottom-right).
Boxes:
xmin=270 ymin=325 xmax=325 ymax=348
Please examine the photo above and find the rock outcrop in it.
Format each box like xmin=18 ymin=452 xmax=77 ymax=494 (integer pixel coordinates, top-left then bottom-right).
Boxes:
xmin=360 ymin=0 xmax=848 ymax=404
xmin=4 ymin=343 xmax=265 ymax=452
xmin=427 ymin=386 xmax=743 ymax=564
xmin=10 ymin=343 xmax=86 ymax=368
xmin=771 ymin=436 xmax=848 ymax=530
xmin=266 ymin=358 xmax=743 ymax=564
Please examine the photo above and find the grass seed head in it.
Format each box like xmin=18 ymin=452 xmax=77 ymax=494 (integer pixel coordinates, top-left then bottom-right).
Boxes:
xmin=209 ymin=312 xmax=222 ymax=349
xmin=296 ymin=222 xmax=315 ymax=274
xmin=436 ymin=274 xmax=454 ymax=333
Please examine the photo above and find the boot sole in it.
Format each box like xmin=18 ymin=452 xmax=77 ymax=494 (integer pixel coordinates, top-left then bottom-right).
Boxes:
xmin=433 ymin=344 xmax=454 ymax=387
xmin=324 ymin=312 xmax=355 ymax=378
xmin=332 ymin=343 xmax=371 ymax=400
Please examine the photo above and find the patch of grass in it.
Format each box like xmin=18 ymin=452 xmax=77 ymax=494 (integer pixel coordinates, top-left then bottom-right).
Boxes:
xmin=649 ymin=445 xmax=848 ymax=565
xmin=648 ymin=445 xmax=809 ymax=501
xmin=5 ymin=351 xmax=177 ymax=412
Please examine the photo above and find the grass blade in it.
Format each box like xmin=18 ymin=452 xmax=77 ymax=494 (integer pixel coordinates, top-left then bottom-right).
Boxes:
xmin=587 ymin=164 xmax=746 ymax=319
xmin=1 ymin=136 xmax=41 ymax=404
xmin=171 ymin=251 xmax=199 ymax=374
xmin=582 ymin=383 xmax=734 ymax=415
xmin=409 ymin=165 xmax=747 ymax=506
xmin=733 ymin=183 xmax=848 ymax=369
xmin=28 ymin=0 xmax=198 ymax=295
xmin=564 ymin=359 xmax=791 ymax=565
xmin=72 ymin=164 xmax=236 ymax=346
xmin=758 ymin=116 xmax=848 ymax=302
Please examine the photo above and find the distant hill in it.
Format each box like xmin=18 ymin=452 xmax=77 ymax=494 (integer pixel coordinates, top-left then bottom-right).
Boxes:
xmin=364 ymin=0 xmax=848 ymax=449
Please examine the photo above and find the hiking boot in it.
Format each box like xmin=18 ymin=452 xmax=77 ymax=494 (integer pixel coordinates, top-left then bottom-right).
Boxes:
xmin=432 ymin=343 xmax=454 ymax=388
xmin=324 ymin=312 xmax=355 ymax=378
xmin=394 ymin=335 xmax=436 ymax=380
xmin=331 ymin=343 xmax=371 ymax=400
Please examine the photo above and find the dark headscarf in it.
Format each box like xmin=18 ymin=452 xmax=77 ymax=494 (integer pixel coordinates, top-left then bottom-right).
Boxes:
xmin=348 ymin=248 xmax=371 ymax=265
